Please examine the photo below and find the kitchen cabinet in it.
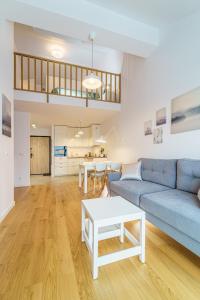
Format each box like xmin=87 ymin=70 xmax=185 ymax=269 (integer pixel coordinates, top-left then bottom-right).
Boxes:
xmin=54 ymin=126 xmax=68 ymax=146
xmin=54 ymin=125 xmax=101 ymax=148
xmin=91 ymin=125 xmax=101 ymax=146
xmin=54 ymin=157 xmax=84 ymax=176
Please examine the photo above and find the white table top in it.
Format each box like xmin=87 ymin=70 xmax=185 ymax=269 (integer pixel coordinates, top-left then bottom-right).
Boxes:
xmin=82 ymin=196 xmax=144 ymax=223
xmin=80 ymin=161 xmax=111 ymax=167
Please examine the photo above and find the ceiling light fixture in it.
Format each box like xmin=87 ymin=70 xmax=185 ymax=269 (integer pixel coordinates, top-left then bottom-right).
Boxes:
xmin=82 ymin=32 xmax=102 ymax=90
xmin=96 ymin=136 xmax=107 ymax=144
xmin=78 ymin=121 xmax=84 ymax=135
xmin=51 ymin=48 xmax=64 ymax=59
xmin=32 ymin=123 xmax=37 ymax=128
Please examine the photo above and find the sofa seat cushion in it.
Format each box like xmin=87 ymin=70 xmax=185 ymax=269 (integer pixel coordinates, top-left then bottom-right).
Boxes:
xmin=110 ymin=180 xmax=171 ymax=206
xmin=140 ymin=189 xmax=200 ymax=243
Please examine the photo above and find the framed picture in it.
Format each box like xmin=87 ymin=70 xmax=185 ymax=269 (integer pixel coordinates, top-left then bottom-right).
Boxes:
xmin=2 ymin=94 xmax=11 ymax=138
xmin=153 ymin=127 xmax=163 ymax=144
xmin=144 ymin=120 xmax=153 ymax=136
xmin=156 ymin=107 xmax=166 ymax=126
xmin=171 ymin=87 xmax=200 ymax=134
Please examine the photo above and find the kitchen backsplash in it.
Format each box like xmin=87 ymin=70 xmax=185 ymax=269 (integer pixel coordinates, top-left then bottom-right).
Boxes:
xmin=68 ymin=146 xmax=104 ymax=157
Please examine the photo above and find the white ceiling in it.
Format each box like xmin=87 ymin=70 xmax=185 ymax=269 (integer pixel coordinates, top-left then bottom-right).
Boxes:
xmin=6 ymin=0 xmax=159 ymax=57
xmin=86 ymin=0 xmax=200 ymax=27
xmin=15 ymin=101 xmax=119 ymax=128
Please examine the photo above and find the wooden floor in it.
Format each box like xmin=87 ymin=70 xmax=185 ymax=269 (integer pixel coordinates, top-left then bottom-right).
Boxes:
xmin=0 ymin=176 xmax=200 ymax=300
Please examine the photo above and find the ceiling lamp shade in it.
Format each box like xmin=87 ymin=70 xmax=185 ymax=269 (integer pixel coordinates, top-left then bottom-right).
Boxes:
xmin=82 ymin=32 xmax=102 ymax=90
xmin=96 ymin=136 xmax=107 ymax=144
xmin=78 ymin=121 xmax=84 ymax=135
xmin=78 ymin=129 xmax=84 ymax=135
xmin=75 ymin=134 xmax=80 ymax=138
xmin=82 ymin=73 xmax=102 ymax=90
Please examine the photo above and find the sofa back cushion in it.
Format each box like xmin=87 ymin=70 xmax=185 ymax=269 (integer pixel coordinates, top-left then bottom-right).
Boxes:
xmin=141 ymin=158 xmax=177 ymax=188
xmin=177 ymin=159 xmax=200 ymax=194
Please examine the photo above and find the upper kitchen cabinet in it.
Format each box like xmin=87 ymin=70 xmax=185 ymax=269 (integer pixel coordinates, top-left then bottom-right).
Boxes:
xmin=54 ymin=124 xmax=101 ymax=147
xmin=54 ymin=126 xmax=68 ymax=146
xmin=91 ymin=125 xmax=101 ymax=146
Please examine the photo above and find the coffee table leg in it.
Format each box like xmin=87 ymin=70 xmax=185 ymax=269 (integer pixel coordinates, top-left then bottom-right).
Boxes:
xmin=139 ymin=215 xmax=145 ymax=263
xmin=92 ymin=223 xmax=98 ymax=279
xmin=120 ymin=223 xmax=124 ymax=243
xmin=81 ymin=205 xmax=86 ymax=242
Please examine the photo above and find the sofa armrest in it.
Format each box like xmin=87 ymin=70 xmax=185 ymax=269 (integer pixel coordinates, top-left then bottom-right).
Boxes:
xmin=107 ymin=172 xmax=121 ymax=182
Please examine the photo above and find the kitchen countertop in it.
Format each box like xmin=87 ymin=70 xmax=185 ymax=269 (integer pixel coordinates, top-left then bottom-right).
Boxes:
xmin=67 ymin=156 xmax=107 ymax=159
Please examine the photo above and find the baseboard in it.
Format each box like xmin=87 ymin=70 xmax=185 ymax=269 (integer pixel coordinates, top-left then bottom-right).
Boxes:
xmin=0 ymin=201 xmax=15 ymax=222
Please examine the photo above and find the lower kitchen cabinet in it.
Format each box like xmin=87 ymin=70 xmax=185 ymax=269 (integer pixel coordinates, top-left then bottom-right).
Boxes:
xmin=54 ymin=157 xmax=84 ymax=176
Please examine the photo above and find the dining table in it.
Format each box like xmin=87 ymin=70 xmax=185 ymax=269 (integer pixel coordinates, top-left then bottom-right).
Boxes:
xmin=79 ymin=160 xmax=112 ymax=193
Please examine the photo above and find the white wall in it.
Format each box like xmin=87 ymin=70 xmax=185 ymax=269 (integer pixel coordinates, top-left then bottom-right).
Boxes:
xmin=0 ymin=20 xmax=14 ymax=221
xmin=103 ymin=12 xmax=200 ymax=162
xmin=14 ymin=112 xmax=30 ymax=187
xmin=30 ymin=127 xmax=51 ymax=136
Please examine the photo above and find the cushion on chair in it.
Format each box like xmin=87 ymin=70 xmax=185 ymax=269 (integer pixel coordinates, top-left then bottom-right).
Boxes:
xmin=177 ymin=159 xmax=200 ymax=194
xmin=140 ymin=158 xmax=177 ymax=188
xmin=110 ymin=180 xmax=171 ymax=206
xmin=140 ymin=189 xmax=200 ymax=243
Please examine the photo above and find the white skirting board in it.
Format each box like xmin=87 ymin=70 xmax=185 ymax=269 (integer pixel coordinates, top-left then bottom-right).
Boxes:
xmin=0 ymin=201 xmax=15 ymax=222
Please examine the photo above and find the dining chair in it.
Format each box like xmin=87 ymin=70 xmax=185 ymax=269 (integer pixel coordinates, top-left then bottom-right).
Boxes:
xmin=109 ymin=162 xmax=122 ymax=173
xmin=90 ymin=163 xmax=107 ymax=192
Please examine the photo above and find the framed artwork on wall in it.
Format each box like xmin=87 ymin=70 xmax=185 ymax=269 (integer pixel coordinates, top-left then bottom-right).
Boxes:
xmin=144 ymin=120 xmax=152 ymax=136
xmin=153 ymin=127 xmax=163 ymax=144
xmin=2 ymin=94 xmax=11 ymax=138
xmin=156 ymin=107 xmax=166 ymax=126
xmin=171 ymin=87 xmax=200 ymax=134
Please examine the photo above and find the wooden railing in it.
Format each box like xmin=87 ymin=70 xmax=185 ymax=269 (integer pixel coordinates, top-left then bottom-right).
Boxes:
xmin=14 ymin=52 xmax=121 ymax=103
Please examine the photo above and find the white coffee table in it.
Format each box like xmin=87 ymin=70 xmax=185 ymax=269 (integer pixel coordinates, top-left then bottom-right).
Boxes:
xmin=81 ymin=196 xmax=145 ymax=279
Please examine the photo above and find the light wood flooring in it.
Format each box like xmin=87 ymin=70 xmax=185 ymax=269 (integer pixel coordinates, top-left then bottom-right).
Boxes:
xmin=0 ymin=176 xmax=200 ymax=300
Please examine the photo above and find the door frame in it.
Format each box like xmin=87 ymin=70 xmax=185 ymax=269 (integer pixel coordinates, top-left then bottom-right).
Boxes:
xmin=30 ymin=135 xmax=51 ymax=175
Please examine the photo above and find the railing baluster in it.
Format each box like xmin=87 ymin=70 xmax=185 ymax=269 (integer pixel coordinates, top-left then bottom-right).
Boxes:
xmin=115 ymin=75 xmax=117 ymax=103
xmin=110 ymin=74 xmax=112 ymax=102
xmin=76 ymin=66 xmax=78 ymax=97
xmin=64 ymin=64 xmax=66 ymax=96
xmin=34 ymin=58 xmax=36 ymax=91
xmin=47 ymin=61 xmax=49 ymax=94
xmin=119 ymin=75 xmax=121 ymax=103
xmin=28 ymin=57 xmax=30 ymax=91
xmin=21 ymin=55 xmax=23 ymax=90
xmin=86 ymin=69 xmax=89 ymax=99
xmin=100 ymin=72 xmax=103 ymax=101
xmin=59 ymin=63 xmax=61 ymax=95
xmin=14 ymin=53 xmax=16 ymax=89
xmin=70 ymin=65 xmax=72 ymax=96
xmin=41 ymin=60 xmax=43 ymax=92
xmin=105 ymin=73 xmax=108 ymax=101
xmin=81 ymin=68 xmax=83 ymax=98
xmin=53 ymin=62 xmax=55 ymax=92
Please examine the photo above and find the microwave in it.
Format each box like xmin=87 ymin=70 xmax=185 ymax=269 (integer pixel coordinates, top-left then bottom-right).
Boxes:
xmin=54 ymin=146 xmax=67 ymax=157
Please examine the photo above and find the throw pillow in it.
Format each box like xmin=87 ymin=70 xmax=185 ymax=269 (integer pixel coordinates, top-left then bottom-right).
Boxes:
xmin=120 ymin=161 xmax=142 ymax=181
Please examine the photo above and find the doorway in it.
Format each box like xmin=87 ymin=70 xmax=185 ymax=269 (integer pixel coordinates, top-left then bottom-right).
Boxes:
xmin=30 ymin=136 xmax=51 ymax=175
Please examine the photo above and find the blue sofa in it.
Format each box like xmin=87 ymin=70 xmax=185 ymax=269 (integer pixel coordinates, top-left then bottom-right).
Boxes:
xmin=108 ymin=158 xmax=200 ymax=256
